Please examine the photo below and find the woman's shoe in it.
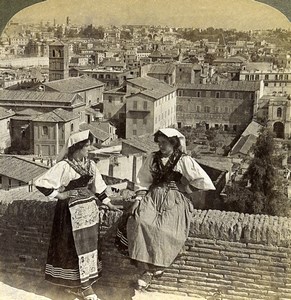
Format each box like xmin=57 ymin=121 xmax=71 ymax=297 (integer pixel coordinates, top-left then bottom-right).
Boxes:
xmin=137 ymin=271 xmax=153 ymax=290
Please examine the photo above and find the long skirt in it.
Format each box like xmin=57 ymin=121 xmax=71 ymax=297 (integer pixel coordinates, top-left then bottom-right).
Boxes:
xmin=45 ymin=191 xmax=102 ymax=287
xmin=116 ymin=185 xmax=193 ymax=268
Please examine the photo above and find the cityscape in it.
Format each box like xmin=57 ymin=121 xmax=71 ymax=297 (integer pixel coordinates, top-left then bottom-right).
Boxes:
xmin=1 ymin=1 xmax=291 ymax=299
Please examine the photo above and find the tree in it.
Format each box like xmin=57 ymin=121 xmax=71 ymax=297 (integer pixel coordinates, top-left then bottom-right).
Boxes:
xmin=225 ymin=127 xmax=290 ymax=216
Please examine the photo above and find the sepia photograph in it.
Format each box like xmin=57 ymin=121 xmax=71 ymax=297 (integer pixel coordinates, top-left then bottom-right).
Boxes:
xmin=0 ymin=0 xmax=291 ymax=299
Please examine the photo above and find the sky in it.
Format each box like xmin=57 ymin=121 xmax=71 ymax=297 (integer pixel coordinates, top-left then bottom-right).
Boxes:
xmin=11 ymin=0 xmax=291 ymax=30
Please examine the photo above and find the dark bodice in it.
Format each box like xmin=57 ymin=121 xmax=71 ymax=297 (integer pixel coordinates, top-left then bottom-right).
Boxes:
xmin=64 ymin=175 xmax=92 ymax=191
xmin=151 ymin=150 xmax=183 ymax=185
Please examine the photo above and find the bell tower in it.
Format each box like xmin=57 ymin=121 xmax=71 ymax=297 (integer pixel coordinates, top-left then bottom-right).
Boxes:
xmin=49 ymin=40 xmax=69 ymax=81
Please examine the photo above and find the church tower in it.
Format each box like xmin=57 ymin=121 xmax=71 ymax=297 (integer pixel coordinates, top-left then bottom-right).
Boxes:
xmin=48 ymin=41 xmax=69 ymax=81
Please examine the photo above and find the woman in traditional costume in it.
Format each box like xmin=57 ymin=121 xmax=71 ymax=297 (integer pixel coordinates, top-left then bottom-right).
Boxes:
xmin=35 ymin=130 xmax=120 ymax=300
xmin=116 ymin=128 xmax=215 ymax=289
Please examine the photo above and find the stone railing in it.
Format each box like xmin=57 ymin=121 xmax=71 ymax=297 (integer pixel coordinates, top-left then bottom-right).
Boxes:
xmin=1 ymin=200 xmax=291 ymax=299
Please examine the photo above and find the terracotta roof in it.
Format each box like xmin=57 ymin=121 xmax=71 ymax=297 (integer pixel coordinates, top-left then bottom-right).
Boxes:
xmin=0 ymin=108 xmax=15 ymax=120
xmin=0 ymin=186 xmax=45 ymax=203
xmin=122 ymin=135 xmax=158 ymax=153
xmin=230 ymin=134 xmax=257 ymax=156
xmin=0 ymin=90 xmax=77 ymax=103
xmin=80 ymin=123 xmax=110 ymax=142
xmin=0 ymin=155 xmax=49 ymax=183
xmin=148 ymin=63 xmax=175 ymax=75
xmin=32 ymin=108 xmax=79 ymax=123
xmin=43 ymin=76 xmax=104 ymax=93
xmin=127 ymin=76 xmax=176 ymax=99
xmin=177 ymin=81 xmax=261 ymax=92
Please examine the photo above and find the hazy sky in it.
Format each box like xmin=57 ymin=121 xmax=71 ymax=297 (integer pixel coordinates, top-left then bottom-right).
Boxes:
xmin=11 ymin=0 xmax=291 ymax=30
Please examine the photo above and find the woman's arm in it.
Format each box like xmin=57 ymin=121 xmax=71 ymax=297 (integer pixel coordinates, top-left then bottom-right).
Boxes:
xmin=178 ymin=155 xmax=216 ymax=191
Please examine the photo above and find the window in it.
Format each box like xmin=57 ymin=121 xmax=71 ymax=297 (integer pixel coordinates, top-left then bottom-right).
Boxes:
xmin=224 ymin=124 xmax=229 ymax=131
xmin=215 ymin=92 xmax=220 ymax=98
xmin=204 ymin=106 xmax=210 ymax=113
xmin=143 ymin=101 xmax=147 ymax=110
xmin=120 ymin=97 xmax=123 ymax=103
xmin=215 ymin=107 xmax=219 ymax=113
xmin=7 ymin=120 xmax=10 ymax=129
xmin=133 ymin=129 xmax=137 ymax=136
xmin=285 ymin=74 xmax=289 ymax=80
xmin=106 ymin=74 xmax=110 ymax=79
xmin=197 ymin=91 xmax=201 ymax=97
xmin=108 ymin=96 xmax=112 ymax=103
xmin=99 ymin=74 xmax=104 ymax=79
xmin=133 ymin=101 xmax=137 ymax=109
xmin=0 ymin=176 xmax=2 ymax=184
xmin=277 ymin=107 xmax=282 ymax=118
xmin=108 ymin=112 xmax=112 ymax=118
xmin=255 ymin=75 xmax=259 ymax=80
xmin=265 ymin=74 xmax=269 ymax=80
xmin=224 ymin=107 xmax=229 ymax=113
xmin=8 ymin=179 xmax=12 ymax=188
xmin=196 ymin=105 xmax=200 ymax=112
xmin=234 ymin=92 xmax=239 ymax=99
xmin=71 ymin=124 xmax=74 ymax=132
xmin=143 ymin=118 xmax=147 ymax=125
xmin=133 ymin=118 xmax=137 ymax=124
xmin=42 ymin=126 xmax=48 ymax=135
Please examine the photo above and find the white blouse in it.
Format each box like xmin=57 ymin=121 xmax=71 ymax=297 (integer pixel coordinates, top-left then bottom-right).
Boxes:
xmin=34 ymin=159 xmax=109 ymax=202
xmin=136 ymin=153 xmax=216 ymax=192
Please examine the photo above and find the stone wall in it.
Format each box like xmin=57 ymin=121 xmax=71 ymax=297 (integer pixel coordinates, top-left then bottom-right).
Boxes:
xmin=1 ymin=200 xmax=291 ymax=299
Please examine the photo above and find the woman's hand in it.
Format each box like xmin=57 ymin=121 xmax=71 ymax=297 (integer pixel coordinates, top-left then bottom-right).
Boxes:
xmin=105 ymin=202 xmax=122 ymax=212
xmin=57 ymin=190 xmax=78 ymax=200
xmin=128 ymin=199 xmax=141 ymax=215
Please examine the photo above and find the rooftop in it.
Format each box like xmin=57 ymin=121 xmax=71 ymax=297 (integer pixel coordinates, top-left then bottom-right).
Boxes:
xmin=0 ymin=155 xmax=49 ymax=183
xmin=43 ymin=76 xmax=104 ymax=93
xmin=32 ymin=108 xmax=79 ymax=123
xmin=177 ymin=81 xmax=261 ymax=92
xmin=122 ymin=135 xmax=158 ymax=153
xmin=0 ymin=90 xmax=78 ymax=103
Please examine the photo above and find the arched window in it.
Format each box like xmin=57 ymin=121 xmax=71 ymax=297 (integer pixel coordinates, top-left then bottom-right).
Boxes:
xmin=277 ymin=107 xmax=282 ymax=118
xmin=52 ymin=50 xmax=56 ymax=57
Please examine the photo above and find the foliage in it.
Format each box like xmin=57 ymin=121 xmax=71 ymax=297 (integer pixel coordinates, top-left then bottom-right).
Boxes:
xmin=80 ymin=25 xmax=104 ymax=39
xmin=224 ymin=127 xmax=290 ymax=216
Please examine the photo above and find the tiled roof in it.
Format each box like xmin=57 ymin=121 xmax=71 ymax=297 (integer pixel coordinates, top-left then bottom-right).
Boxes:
xmin=0 ymin=186 xmax=45 ymax=203
xmin=43 ymin=76 xmax=104 ymax=93
xmin=0 ymin=90 xmax=77 ymax=103
xmin=230 ymin=134 xmax=257 ymax=156
xmin=0 ymin=108 xmax=15 ymax=120
xmin=177 ymin=81 xmax=261 ymax=92
xmin=122 ymin=135 xmax=158 ymax=153
xmin=242 ymin=121 xmax=263 ymax=137
xmin=80 ymin=123 xmax=110 ymax=141
xmin=32 ymin=108 xmax=79 ymax=122
xmin=127 ymin=76 xmax=176 ymax=99
xmin=0 ymin=155 xmax=49 ymax=183
xmin=148 ymin=63 xmax=175 ymax=75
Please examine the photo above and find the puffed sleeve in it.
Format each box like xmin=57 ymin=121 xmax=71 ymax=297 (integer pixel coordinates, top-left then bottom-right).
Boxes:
xmin=34 ymin=161 xmax=74 ymax=199
xmin=177 ymin=155 xmax=216 ymax=191
xmin=135 ymin=153 xmax=154 ymax=192
xmin=90 ymin=160 xmax=111 ymax=204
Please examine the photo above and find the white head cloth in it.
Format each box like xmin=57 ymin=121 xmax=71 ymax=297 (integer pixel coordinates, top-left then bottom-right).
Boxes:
xmin=57 ymin=130 xmax=91 ymax=162
xmin=156 ymin=128 xmax=186 ymax=152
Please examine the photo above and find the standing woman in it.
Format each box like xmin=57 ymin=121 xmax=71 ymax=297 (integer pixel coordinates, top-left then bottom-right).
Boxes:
xmin=116 ymin=128 xmax=215 ymax=289
xmin=35 ymin=130 xmax=119 ymax=300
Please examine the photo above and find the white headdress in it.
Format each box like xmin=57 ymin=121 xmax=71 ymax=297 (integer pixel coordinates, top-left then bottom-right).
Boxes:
xmin=57 ymin=130 xmax=91 ymax=162
xmin=155 ymin=128 xmax=186 ymax=152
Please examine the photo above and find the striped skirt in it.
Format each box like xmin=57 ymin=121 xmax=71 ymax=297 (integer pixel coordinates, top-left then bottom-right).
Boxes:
xmin=45 ymin=189 xmax=102 ymax=287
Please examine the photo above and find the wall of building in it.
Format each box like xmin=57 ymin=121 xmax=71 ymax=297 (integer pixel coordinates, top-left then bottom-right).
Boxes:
xmin=0 ymin=117 xmax=12 ymax=152
xmin=96 ymin=154 xmax=144 ymax=183
xmin=177 ymin=96 xmax=252 ymax=131
xmin=1 ymin=201 xmax=291 ymax=299
xmin=0 ymin=57 xmax=49 ymax=68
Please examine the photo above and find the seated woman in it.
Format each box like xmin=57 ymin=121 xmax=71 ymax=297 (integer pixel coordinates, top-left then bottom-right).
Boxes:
xmin=35 ymin=130 xmax=120 ymax=300
xmin=115 ymin=128 xmax=215 ymax=289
